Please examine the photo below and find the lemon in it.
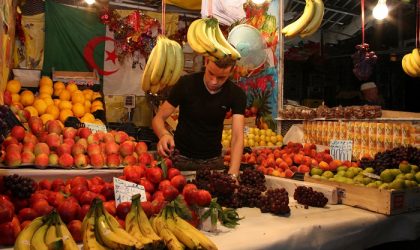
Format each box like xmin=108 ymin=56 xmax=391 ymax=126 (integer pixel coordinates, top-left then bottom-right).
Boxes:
xmin=20 ymin=90 xmax=35 ymax=106
xmin=53 ymin=81 xmax=65 ymax=90
xmin=33 ymin=99 xmax=48 ymax=115
xmin=71 ymin=91 xmax=85 ymax=104
xmin=59 ymin=109 xmax=73 ymax=123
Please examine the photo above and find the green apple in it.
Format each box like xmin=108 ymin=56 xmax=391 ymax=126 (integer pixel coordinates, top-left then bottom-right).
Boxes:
xmin=310 ymin=168 xmax=323 ymax=176
xmin=363 ymin=167 xmax=375 ymax=173
xmin=322 ymin=171 xmax=334 ymax=179
xmin=374 ymin=180 xmax=383 ymax=186
xmin=337 ymin=170 xmax=346 ymax=177
xmin=399 ymin=161 xmax=411 ymax=173
xmin=350 ymin=167 xmax=362 ymax=175
xmin=390 ymin=168 xmax=402 ymax=177
xmin=354 ymin=175 xmax=365 ymax=184
xmin=395 ymin=173 xmax=406 ymax=180
xmin=345 ymin=170 xmax=355 ymax=179
xmin=380 ymin=169 xmax=395 ymax=183
xmin=344 ymin=178 xmax=354 ymax=184
xmin=337 ymin=166 xmax=348 ymax=172
xmin=389 ymin=179 xmax=405 ymax=190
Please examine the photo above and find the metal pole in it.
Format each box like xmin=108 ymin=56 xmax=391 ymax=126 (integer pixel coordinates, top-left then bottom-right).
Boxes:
xmin=278 ymin=0 xmax=284 ymax=135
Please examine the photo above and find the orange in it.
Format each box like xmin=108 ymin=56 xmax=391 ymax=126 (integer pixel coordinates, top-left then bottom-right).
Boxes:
xmin=71 ymin=90 xmax=85 ymax=104
xmin=84 ymin=100 xmax=91 ymax=111
xmin=38 ymin=93 xmax=51 ymax=99
xmin=46 ymin=105 xmax=60 ymax=119
xmin=83 ymin=93 xmax=93 ymax=101
xmin=39 ymin=76 xmax=53 ymax=88
xmin=42 ymin=97 xmax=54 ymax=107
xmin=82 ymin=89 xmax=93 ymax=95
xmin=33 ymin=99 xmax=48 ymax=115
xmin=59 ymin=109 xmax=73 ymax=123
xmin=59 ymin=89 xmax=71 ymax=101
xmin=66 ymin=82 xmax=78 ymax=93
xmin=11 ymin=94 xmax=20 ymax=103
xmin=53 ymin=99 xmax=61 ymax=107
xmin=91 ymin=92 xmax=102 ymax=100
xmin=53 ymin=81 xmax=65 ymax=90
xmin=58 ymin=100 xmax=72 ymax=110
xmin=20 ymin=90 xmax=35 ymax=106
xmin=39 ymin=86 xmax=53 ymax=96
xmin=54 ymin=88 xmax=64 ymax=97
xmin=72 ymin=103 xmax=85 ymax=118
xmin=90 ymin=105 xmax=104 ymax=113
xmin=6 ymin=80 xmax=21 ymax=94
xmin=40 ymin=114 xmax=54 ymax=124
xmin=80 ymin=113 xmax=95 ymax=123
xmin=24 ymin=106 xmax=38 ymax=117
xmin=91 ymin=100 xmax=104 ymax=108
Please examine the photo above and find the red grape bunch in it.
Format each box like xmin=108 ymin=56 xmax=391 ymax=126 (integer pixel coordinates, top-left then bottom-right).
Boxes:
xmin=259 ymin=188 xmax=290 ymax=215
xmin=293 ymin=186 xmax=328 ymax=208
xmin=240 ymin=168 xmax=266 ymax=192
xmin=352 ymin=43 xmax=377 ymax=81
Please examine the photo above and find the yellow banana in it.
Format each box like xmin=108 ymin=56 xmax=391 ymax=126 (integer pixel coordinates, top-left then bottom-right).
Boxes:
xmin=30 ymin=221 xmax=50 ymax=250
xmin=402 ymin=54 xmax=419 ymax=77
xmin=168 ymin=40 xmax=184 ymax=86
xmin=96 ymin=215 xmax=135 ymax=249
xmin=153 ymin=216 xmax=185 ymax=250
xmin=283 ymin=0 xmax=315 ymax=38
xmin=14 ymin=217 xmax=44 ymax=250
xmin=409 ymin=50 xmax=420 ymax=74
xmin=173 ymin=214 xmax=218 ymax=250
xmin=160 ymin=38 xmax=176 ymax=86
xmin=102 ymin=209 xmax=141 ymax=249
xmin=83 ymin=216 xmax=110 ymax=250
xmin=141 ymin=44 xmax=159 ymax=92
xmin=195 ymin=19 xmax=218 ymax=54
xmin=187 ymin=19 xmax=208 ymax=54
xmin=125 ymin=202 xmax=153 ymax=247
xmin=412 ymin=48 xmax=420 ymax=68
xmin=150 ymin=36 xmax=168 ymax=85
xmin=206 ymin=23 xmax=229 ymax=59
xmin=45 ymin=223 xmax=60 ymax=246
xmin=137 ymin=204 xmax=161 ymax=242
xmin=165 ymin=216 xmax=201 ymax=249
xmin=56 ymin=217 xmax=79 ymax=250
xmin=213 ymin=21 xmax=241 ymax=60
xmin=300 ymin=0 xmax=324 ymax=37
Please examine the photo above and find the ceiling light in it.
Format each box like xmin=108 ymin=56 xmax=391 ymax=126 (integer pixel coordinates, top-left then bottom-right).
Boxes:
xmin=85 ymin=0 xmax=95 ymax=5
xmin=251 ymin=0 xmax=266 ymax=4
xmin=373 ymin=0 xmax=388 ymax=20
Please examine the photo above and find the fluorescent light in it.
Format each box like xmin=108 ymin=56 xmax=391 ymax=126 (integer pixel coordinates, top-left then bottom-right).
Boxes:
xmin=85 ymin=0 xmax=95 ymax=5
xmin=373 ymin=0 xmax=388 ymax=20
xmin=252 ymin=0 xmax=266 ymax=4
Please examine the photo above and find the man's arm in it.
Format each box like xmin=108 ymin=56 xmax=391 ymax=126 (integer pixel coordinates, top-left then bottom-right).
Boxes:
xmin=228 ymin=114 xmax=244 ymax=176
xmin=152 ymin=101 xmax=177 ymax=157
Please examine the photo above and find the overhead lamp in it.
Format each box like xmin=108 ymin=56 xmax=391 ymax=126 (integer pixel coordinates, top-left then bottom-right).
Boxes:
xmin=372 ymin=0 xmax=388 ymax=20
xmin=85 ymin=0 xmax=95 ymax=5
xmin=251 ymin=0 xmax=266 ymax=4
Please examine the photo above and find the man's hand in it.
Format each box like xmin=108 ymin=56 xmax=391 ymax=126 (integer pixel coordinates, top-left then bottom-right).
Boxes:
xmin=157 ymin=134 xmax=175 ymax=157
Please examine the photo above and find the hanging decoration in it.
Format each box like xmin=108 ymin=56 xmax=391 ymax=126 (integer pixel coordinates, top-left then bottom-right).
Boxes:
xmin=351 ymin=0 xmax=377 ymax=81
xmin=98 ymin=7 xmax=160 ymax=62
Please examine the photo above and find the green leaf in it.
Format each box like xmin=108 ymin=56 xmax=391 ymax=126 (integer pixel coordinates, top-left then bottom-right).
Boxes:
xmin=201 ymin=209 xmax=212 ymax=221
xmin=161 ymin=159 xmax=168 ymax=179
xmin=211 ymin=208 xmax=218 ymax=226
xmin=173 ymin=195 xmax=192 ymax=220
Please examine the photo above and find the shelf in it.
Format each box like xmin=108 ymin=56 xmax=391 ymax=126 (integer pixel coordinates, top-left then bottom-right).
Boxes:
xmin=0 ymin=168 xmax=123 ymax=181
xmin=275 ymin=117 xmax=420 ymax=121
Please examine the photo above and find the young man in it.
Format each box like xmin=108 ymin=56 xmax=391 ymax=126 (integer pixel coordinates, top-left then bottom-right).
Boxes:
xmin=152 ymin=57 xmax=246 ymax=179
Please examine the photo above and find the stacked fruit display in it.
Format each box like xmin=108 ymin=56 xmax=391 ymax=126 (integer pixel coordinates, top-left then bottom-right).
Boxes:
xmin=3 ymin=77 xmax=104 ymax=125
xmin=187 ymin=18 xmax=241 ymax=61
xmin=0 ymin=122 xmax=150 ymax=168
xmin=221 ymin=127 xmax=283 ymax=148
xmin=282 ymin=0 xmax=325 ymax=38
xmin=309 ymin=161 xmax=420 ymax=190
xmin=402 ymin=48 xmax=420 ymax=77
xmin=141 ymin=36 xmax=184 ymax=94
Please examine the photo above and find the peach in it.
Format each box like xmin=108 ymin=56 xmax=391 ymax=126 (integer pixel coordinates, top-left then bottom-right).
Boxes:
xmin=278 ymin=161 xmax=289 ymax=171
xmin=290 ymin=165 xmax=298 ymax=172
xmin=63 ymin=138 xmax=75 ymax=147
xmin=284 ymin=157 xmax=293 ymax=167
xmin=58 ymin=153 xmax=74 ymax=168
xmin=28 ymin=116 xmax=44 ymax=135
xmin=297 ymin=164 xmax=310 ymax=173
xmin=71 ymin=143 xmax=86 ymax=156
xmin=311 ymin=159 xmax=319 ymax=167
xmin=135 ymin=142 xmax=148 ymax=154
xmin=77 ymin=128 xmax=92 ymax=139
xmin=90 ymin=154 xmax=104 ymax=168
xmin=2 ymin=137 xmax=19 ymax=148
xmin=10 ymin=126 xmax=26 ymax=141
xmin=35 ymin=153 xmax=49 ymax=168
xmin=95 ymin=131 xmax=105 ymax=142
xmin=49 ymin=153 xmax=59 ymax=166
xmin=318 ymin=161 xmax=330 ymax=171
xmin=119 ymin=141 xmax=134 ymax=157
xmin=285 ymin=169 xmax=294 ymax=178
xmin=115 ymin=131 xmax=129 ymax=144
xmin=122 ymin=155 xmax=137 ymax=165
xmin=302 ymin=156 xmax=312 ymax=166
xmin=322 ymin=154 xmax=333 ymax=164
xmin=329 ymin=160 xmax=342 ymax=171
xmin=34 ymin=142 xmax=50 ymax=156
xmin=37 ymin=131 xmax=49 ymax=143
xmin=74 ymin=154 xmax=88 ymax=168
xmin=23 ymin=133 xmax=38 ymax=145
xmin=75 ymin=138 xmax=88 ymax=149
xmin=87 ymin=144 xmax=101 ymax=157
xmin=105 ymin=141 xmax=119 ymax=155
xmin=46 ymin=133 xmax=61 ymax=150
xmin=46 ymin=120 xmax=62 ymax=135
xmin=22 ymin=142 xmax=35 ymax=153
xmin=21 ymin=151 xmax=35 ymax=164
xmin=57 ymin=143 xmax=72 ymax=156
xmin=5 ymin=151 xmax=22 ymax=167
xmin=293 ymin=154 xmax=303 ymax=165
xmin=87 ymin=133 xmax=101 ymax=145
xmin=106 ymin=154 xmax=121 ymax=168
xmin=63 ymin=127 xmax=77 ymax=139
xmin=6 ymin=144 xmax=22 ymax=155
xmin=103 ymin=133 xmax=115 ymax=143
xmin=271 ymin=169 xmax=281 ymax=177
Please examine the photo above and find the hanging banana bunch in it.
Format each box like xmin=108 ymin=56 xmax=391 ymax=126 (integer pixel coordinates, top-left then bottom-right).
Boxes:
xmin=282 ymin=0 xmax=325 ymax=38
xmin=141 ymin=35 xmax=184 ymax=94
xmin=402 ymin=48 xmax=420 ymax=77
xmin=187 ymin=18 xmax=241 ymax=61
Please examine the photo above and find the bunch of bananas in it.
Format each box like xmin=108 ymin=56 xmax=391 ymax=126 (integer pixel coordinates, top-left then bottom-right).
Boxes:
xmin=282 ymin=0 xmax=324 ymax=38
xmin=402 ymin=48 xmax=420 ymax=77
xmin=125 ymin=195 xmax=164 ymax=249
xmin=142 ymin=36 xmax=184 ymax=94
xmin=82 ymin=198 xmax=144 ymax=250
xmin=150 ymin=205 xmax=218 ymax=250
xmin=14 ymin=211 xmax=78 ymax=250
xmin=187 ymin=18 xmax=241 ymax=62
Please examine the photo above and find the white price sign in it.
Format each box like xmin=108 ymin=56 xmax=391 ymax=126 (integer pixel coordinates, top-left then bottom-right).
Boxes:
xmin=329 ymin=140 xmax=353 ymax=162
xmin=113 ymin=177 xmax=146 ymax=206
xmin=84 ymin=122 xmax=107 ymax=133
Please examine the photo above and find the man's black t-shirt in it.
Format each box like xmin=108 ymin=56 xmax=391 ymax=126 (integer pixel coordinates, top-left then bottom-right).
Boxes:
xmin=167 ymin=72 xmax=247 ymax=159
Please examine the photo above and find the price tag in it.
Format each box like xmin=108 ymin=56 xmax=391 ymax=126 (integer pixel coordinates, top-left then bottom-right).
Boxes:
xmin=113 ymin=177 xmax=146 ymax=206
xmin=362 ymin=172 xmax=381 ymax=180
xmin=84 ymin=122 xmax=107 ymax=133
xmin=329 ymin=140 xmax=353 ymax=162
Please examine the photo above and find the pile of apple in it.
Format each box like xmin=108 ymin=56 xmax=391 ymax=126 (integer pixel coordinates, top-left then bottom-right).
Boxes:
xmin=0 ymin=118 xmax=151 ymax=168
xmin=225 ymin=142 xmax=357 ymax=179
xmin=310 ymin=161 xmax=420 ymax=190
xmin=222 ymin=127 xmax=283 ymax=148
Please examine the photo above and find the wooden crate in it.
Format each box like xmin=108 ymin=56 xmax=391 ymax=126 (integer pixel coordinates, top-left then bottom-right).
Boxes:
xmin=305 ymin=176 xmax=420 ymax=215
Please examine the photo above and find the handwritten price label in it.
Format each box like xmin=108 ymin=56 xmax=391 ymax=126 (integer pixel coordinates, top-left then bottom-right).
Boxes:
xmin=113 ymin=177 xmax=146 ymax=206
xmin=330 ymin=140 xmax=353 ymax=162
xmin=84 ymin=123 xmax=107 ymax=133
